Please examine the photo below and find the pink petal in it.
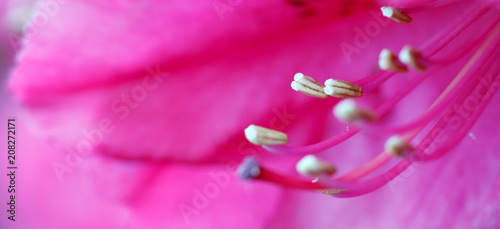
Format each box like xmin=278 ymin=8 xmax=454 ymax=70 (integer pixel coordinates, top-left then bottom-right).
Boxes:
xmin=8 ymin=0 xmax=378 ymax=162
xmin=9 ymin=0 xmax=375 ymax=101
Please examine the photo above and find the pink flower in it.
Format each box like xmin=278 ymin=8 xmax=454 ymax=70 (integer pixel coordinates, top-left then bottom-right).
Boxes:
xmin=4 ymin=0 xmax=500 ymax=228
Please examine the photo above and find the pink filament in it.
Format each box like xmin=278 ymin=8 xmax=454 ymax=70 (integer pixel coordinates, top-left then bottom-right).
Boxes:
xmin=263 ymin=127 xmax=360 ymax=155
xmin=264 ymin=67 xmax=431 ymax=156
xmin=336 ymin=152 xmax=393 ymax=182
xmin=242 ymin=1 xmax=500 ymax=198
xmin=414 ymin=54 xmax=500 ymax=161
xmin=380 ymin=16 xmax=500 ymax=134
xmin=420 ymin=3 xmax=494 ymax=57
xmin=257 ymin=167 xmax=327 ymax=190
xmin=258 ymin=165 xmax=392 ymax=191
xmin=253 ymin=58 xmax=499 ymax=198
xmin=263 ymin=3 xmax=496 ymax=156
xmin=402 ymin=0 xmax=463 ymax=14
xmin=331 ymin=22 xmax=500 ymax=197
xmin=427 ymin=12 xmax=500 ymax=65
xmin=335 ymin=69 xmax=499 ymax=197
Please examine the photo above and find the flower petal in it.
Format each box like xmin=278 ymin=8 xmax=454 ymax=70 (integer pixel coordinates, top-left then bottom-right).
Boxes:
xmin=9 ymin=0 xmax=374 ymax=102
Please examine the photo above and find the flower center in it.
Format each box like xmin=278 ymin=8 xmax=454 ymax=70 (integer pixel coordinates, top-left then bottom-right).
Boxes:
xmin=238 ymin=1 xmax=500 ymax=197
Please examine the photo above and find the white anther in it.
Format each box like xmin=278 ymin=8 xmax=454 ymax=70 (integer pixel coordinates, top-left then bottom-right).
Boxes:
xmin=244 ymin=125 xmax=289 ymax=145
xmin=333 ymin=99 xmax=377 ymax=123
xmin=296 ymin=155 xmax=336 ymax=176
xmin=324 ymin=79 xmax=363 ymax=98
xmin=399 ymin=45 xmax=426 ymax=72
xmin=378 ymin=49 xmax=408 ymax=72
xmin=381 ymin=6 xmax=413 ymax=23
xmin=384 ymin=135 xmax=413 ymax=157
xmin=291 ymin=73 xmax=328 ymax=98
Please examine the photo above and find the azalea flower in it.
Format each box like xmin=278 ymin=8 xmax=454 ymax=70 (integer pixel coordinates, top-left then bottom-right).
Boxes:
xmin=3 ymin=0 xmax=500 ymax=229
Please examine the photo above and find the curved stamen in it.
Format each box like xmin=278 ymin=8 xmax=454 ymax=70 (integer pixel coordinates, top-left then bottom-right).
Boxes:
xmin=358 ymin=71 xmax=396 ymax=92
xmin=347 ymin=25 xmax=500 ymax=183
xmin=263 ymin=127 xmax=360 ymax=155
xmin=378 ymin=21 xmax=500 ymax=133
xmin=331 ymin=159 xmax=414 ymax=198
xmin=361 ymin=3 xmax=493 ymax=91
xmin=415 ymin=81 xmax=499 ymax=161
xmin=238 ymin=155 xmax=413 ymax=197
xmin=415 ymin=74 xmax=499 ymax=162
xmin=421 ymin=3 xmax=495 ymax=57
xmin=243 ymin=59 xmax=500 ymax=198
xmin=240 ymin=1 xmax=500 ymax=199
xmin=414 ymin=52 xmax=500 ymax=161
xmin=385 ymin=61 xmax=499 ymax=165
xmin=264 ymin=5 xmax=498 ymax=156
xmin=240 ymin=159 xmax=328 ymax=189
xmin=430 ymin=20 xmax=500 ymax=107
xmin=264 ymin=66 xmax=432 ymax=156
xmin=245 ymin=160 xmax=378 ymax=191
xmin=428 ymin=12 xmax=500 ymax=64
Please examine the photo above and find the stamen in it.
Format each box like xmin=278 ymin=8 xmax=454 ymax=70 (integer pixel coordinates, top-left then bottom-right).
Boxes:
xmin=291 ymin=73 xmax=328 ymax=98
xmin=421 ymin=4 xmax=493 ymax=57
xmin=244 ymin=125 xmax=289 ymax=145
xmin=324 ymin=79 xmax=363 ymax=98
xmin=333 ymin=99 xmax=377 ymax=123
xmin=379 ymin=17 xmax=500 ymax=134
xmin=399 ymin=45 xmax=426 ymax=72
xmin=249 ymin=163 xmax=329 ymax=190
xmin=415 ymin=71 xmax=499 ymax=162
xmin=384 ymin=135 xmax=413 ymax=157
xmin=252 ymin=164 xmax=358 ymax=190
xmin=237 ymin=156 xmax=261 ymax=180
xmin=296 ymin=155 xmax=337 ymax=176
xmin=382 ymin=21 xmax=500 ymax=162
xmin=381 ymin=6 xmax=412 ymax=24
xmin=239 ymin=2 xmax=500 ymax=198
xmin=333 ymin=160 xmax=414 ymax=198
xmin=263 ymin=128 xmax=360 ymax=156
xmin=413 ymin=31 xmax=500 ymax=161
xmin=378 ymin=49 xmax=408 ymax=72
xmin=262 ymin=69 xmax=427 ymax=156
xmin=361 ymin=4 xmax=493 ymax=92
xmin=427 ymin=12 xmax=500 ymax=65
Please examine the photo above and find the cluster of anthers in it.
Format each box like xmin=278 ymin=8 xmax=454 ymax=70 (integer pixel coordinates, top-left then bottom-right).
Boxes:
xmin=237 ymin=1 xmax=500 ymax=198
